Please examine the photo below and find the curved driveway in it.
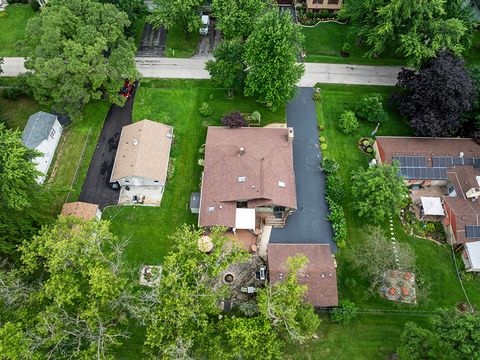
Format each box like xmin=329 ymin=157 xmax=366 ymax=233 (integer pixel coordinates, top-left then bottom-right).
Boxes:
xmin=270 ymin=87 xmax=336 ymax=252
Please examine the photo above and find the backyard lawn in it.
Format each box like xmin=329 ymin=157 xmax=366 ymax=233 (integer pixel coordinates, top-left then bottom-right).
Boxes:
xmin=164 ymin=23 xmax=199 ymax=57
xmin=0 ymin=4 xmax=35 ymax=56
xmin=301 ymin=23 xmax=404 ymax=66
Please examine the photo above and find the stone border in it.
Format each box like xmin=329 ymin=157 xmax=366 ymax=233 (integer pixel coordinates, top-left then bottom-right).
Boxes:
xmin=299 ymin=20 xmax=347 ymax=28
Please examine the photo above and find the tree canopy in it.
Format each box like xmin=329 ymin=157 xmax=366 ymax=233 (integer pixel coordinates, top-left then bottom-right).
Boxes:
xmin=0 ymin=217 xmax=136 ymax=358
xmin=351 ymin=163 xmax=409 ymax=223
xmin=148 ymin=0 xmax=204 ymax=35
xmin=244 ymin=9 xmax=304 ymax=110
xmin=211 ymin=0 xmax=267 ymax=40
xmin=99 ymin=0 xmax=147 ymax=35
xmin=393 ymin=51 xmax=475 ymax=137
xmin=21 ymin=0 xmax=139 ymax=120
xmin=343 ymin=0 xmax=474 ymax=67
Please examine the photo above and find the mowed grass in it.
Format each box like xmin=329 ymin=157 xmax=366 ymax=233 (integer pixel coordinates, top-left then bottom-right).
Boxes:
xmin=302 ymin=23 xmax=404 ymax=66
xmin=316 ymin=84 xmax=480 ymax=310
xmin=0 ymin=96 xmax=44 ymax=130
xmin=165 ymin=23 xmax=199 ymax=57
xmin=0 ymin=4 xmax=36 ymax=56
xmin=103 ymin=79 xmax=285 ymax=268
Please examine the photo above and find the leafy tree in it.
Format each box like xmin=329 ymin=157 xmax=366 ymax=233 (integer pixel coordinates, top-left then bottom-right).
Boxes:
xmin=392 ymin=52 xmax=474 ymax=137
xmin=354 ymin=93 xmax=386 ymax=123
xmin=257 ymin=255 xmax=321 ymax=344
xmin=143 ymin=225 xmax=247 ymax=358
xmin=351 ymin=163 xmax=409 ymax=223
xmin=205 ymin=39 xmax=246 ymax=97
xmin=221 ymin=112 xmax=248 ymax=128
xmin=0 ymin=217 xmax=137 ymax=358
xmin=465 ymin=65 xmax=480 ymax=129
xmin=344 ymin=0 xmax=473 ymax=67
xmin=398 ymin=309 xmax=480 ymax=360
xmin=148 ymin=0 xmax=204 ymax=36
xmin=348 ymin=226 xmax=415 ymax=291
xmin=338 ymin=110 xmax=359 ymax=133
xmin=21 ymin=0 xmax=139 ymax=120
xmin=211 ymin=0 xmax=267 ymax=40
xmin=99 ymin=0 xmax=147 ymax=35
xmin=244 ymin=9 xmax=304 ymax=110
xmin=222 ymin=316 xmax=283 ymax=360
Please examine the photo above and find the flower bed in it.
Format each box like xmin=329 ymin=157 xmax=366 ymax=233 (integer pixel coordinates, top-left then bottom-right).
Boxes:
xmin=357 ymin=137 xmax=375 ymax=155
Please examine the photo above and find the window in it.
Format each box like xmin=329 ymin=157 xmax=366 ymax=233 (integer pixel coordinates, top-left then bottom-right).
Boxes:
xmin=327 ymin=0 xmax=339 ymax=4
xmin=237 ymin=201 xmax=248 ymax=208
xmin=238 ymin=176 xmax=246 ymax=183
xmin=125 ymin=180 xmax=130 ymax=183
xmin=50 ymin=128 xmax=56 ymax=139
xmin=154 ymin=180 xmax=159 ymax=183
xmin=313 ymin=0 xmax=323 ymax=3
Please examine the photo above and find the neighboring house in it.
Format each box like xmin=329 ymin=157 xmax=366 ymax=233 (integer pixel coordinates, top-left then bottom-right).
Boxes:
xmin=61 ymin=202 xmax=102 ymax=221
xmin=306 ymin=0 xmax=343 ymax=12
xmin=462 ymin=241 xmax=480 ymax=272
xmin=374 ymin=136 xmax=480 ymax=247
xmin=198 ymin=127 xmax=297 ymax=231
xmin=110 ymin=120 xmax=173 ymax=206
xmin=22 ymin=111 xmax=63 ymax=184
xmin=267 ymin=243 xmax=338 ymax=307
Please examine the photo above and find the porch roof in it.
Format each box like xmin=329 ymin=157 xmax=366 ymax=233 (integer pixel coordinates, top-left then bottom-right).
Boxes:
xmin=420 ymin=197 xmax=445 ymax=216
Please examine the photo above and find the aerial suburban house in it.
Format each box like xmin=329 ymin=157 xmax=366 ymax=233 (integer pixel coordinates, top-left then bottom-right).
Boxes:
xmin=22 ymin=111 xmax=63 ymax=184
xmin=305 ymin=0 xmax=343 ymax=12
xmin=267 ymin=243 xmax=338 ymax=307
xmin=110 ymin=120 xmax=173 ymax=206
xmin=198 ymin=126 xmax=297 ymax=231
xmin=374 ymin=136 xmax=480 ymax=251
xmin=61 ymin=202 xmax=102 ymax=221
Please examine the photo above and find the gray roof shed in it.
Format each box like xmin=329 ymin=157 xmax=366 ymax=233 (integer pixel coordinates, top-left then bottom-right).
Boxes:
xmin=22 ymin=111 xmax=58 ymax=149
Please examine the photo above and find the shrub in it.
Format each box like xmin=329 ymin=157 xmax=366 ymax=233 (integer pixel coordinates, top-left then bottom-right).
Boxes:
xmin=327 ymin=198 xmax=347 ymax=245
xmin=199 ymin=102 xmax=213 ymax=117
xmin=319 ymin=136 xmax=326 ymax=142
xmin=342 ymin=42 xmax=351 ymax=53
xmin=330 ymin=300 xmax=358 ymax=324
xmin=167 ymin=158 xmax=176 ymax=180
xmin=354 ymin=93 xmax=387 ymax=122
xmin=338 ymin=110 xmax=358 ymax=134
xmin=221 ymin=111 xmax=248 ymax=128
xmin=326 ymin=175 xmax=344 ymax=203
xmin=208 ymin=93 xmax=214 ymax=100
xmin=319 ymin=10 xmax=330 ymax=19
xmin=238 ymin=301 xmax=259 ymax=317
xmin=2 ymin=87 xmax=24 ymax=100
xmin=312 ymin=91 xmax=321 ymax=101
xmin=321 ymin=158 xmax=339 ymax=174
xmin=321 ymin=143 xmax=327 ymax=150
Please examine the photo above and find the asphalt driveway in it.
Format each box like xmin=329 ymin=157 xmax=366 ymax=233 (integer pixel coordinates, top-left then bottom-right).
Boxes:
xmin=78 ymin=84 xmax=137 ymax=209
xmin=270 ymin=87 xmax=336 ymax=252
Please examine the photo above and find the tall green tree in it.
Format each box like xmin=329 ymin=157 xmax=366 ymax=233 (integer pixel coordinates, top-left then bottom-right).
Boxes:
xmin=21 ymin=0 xmax=139 ymax=120
xmin=0 ymin=217 xmax=137 ymax=359
xmin=211 ymin=0 xmax=267 ymax=40
xmin=99 ymin=0 xmax=147 ymax=35
xmin=205 ymin=39 xmax=246 ymax=97
xmin=244 ymin=9 xmax=304 ymax=110
xmin=143 ymin=225 xmax=247 ymax=358
xmin=148 ymin=0 xmax=204 ymax=36
xmin=351 ymin=163 xmax=409 ymax=223
xmin=344 ymin=0 xmax=474 ymax=67
xmin=257 ymin=255 xmax=321 ymax=344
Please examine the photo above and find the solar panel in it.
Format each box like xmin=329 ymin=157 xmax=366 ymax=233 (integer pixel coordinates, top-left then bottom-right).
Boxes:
xmin=432 ymin=156 xmax=478 ymax=168
xmin=393 ymin=156 xmax=427 ymax=168
xmin=474 ymin=158 xmax=480 ymax=169
xmin=399 ymin=167 xmax=448 ymax=180
xmin=466 ymin=225 xmax=480 ymax=239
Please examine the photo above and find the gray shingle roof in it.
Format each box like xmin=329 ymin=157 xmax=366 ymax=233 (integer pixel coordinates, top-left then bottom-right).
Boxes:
xmin=22 ymin=111 xmax=58 ymax=149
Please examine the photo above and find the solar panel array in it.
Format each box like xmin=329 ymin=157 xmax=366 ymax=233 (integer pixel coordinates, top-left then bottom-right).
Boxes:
xmin=393 ymin=156 xmax=448 ymax=180
xmin=465 ymin=225 xmax=480 ymax=239
xmin=432 ymin=156 xmax=480 ymax=169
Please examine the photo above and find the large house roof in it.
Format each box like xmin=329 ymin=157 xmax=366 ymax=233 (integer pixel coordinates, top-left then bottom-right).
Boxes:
xmin=199 ymin=127 xmax=296 ymax=228
xmin=22 ymin=111 xmax=59 ymax=149
xmin=267 ymin=243 xmax=338 ymax=307
xmin=110 ymin=120 xmax=173 ymax=182
xmin=61 ymin=202 xmax=99 ymax=220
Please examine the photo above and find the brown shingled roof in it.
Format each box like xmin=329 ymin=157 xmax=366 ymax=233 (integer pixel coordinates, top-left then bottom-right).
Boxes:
xmin=199 ymin=127 xmax=296 ymax=228
xmin=61 ymin=202 xmax=99 ymax=220
xmin=267 ymin=243 xmax=338 ymax=307
xmin=110 ymin=120 xmax=173 ymax=182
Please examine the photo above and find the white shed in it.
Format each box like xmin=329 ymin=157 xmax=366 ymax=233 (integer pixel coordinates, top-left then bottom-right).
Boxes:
xmin=462 ymin=241 xmax=480 ymax=272
xmin=22 ymin=111 xmax=63 ymax=184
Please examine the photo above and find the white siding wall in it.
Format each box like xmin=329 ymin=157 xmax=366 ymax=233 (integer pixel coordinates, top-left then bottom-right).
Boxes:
xmin=33 ymin=120 xmax=63 ymax=184
xmin=118 ymin=176 xmax=165 ymax=187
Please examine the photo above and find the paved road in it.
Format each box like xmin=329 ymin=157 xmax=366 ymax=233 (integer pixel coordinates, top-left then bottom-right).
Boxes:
xmin=0 ymin=57 xmax=402 ymax=86
xmin=78 ymin=84 xmax=137 ymax=209
xmin=270 ymin=87 xmax=336 ymax=252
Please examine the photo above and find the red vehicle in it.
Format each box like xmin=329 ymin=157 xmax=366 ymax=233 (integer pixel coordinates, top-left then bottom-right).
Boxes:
xmin=120 ymin=80 xmax=134 ymax=99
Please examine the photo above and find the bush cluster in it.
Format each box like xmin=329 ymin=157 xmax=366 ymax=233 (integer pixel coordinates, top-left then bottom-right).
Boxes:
xmin=338 ymin=110 xmax=359 ymax=134
xmin=354 ymin=93 xmax=386 ymax=123
xmin=326 ymin=175 xmax=344 ymax=203
xmin=321 ymin=158 xmax=340 ymax=174
xmin=199 ymin=102 xmax=213 ymax=117
xmin=221 ymin=111 xmax=248 ymax=128
xmin=330 ymin=300 xmax=358 ymax=324
xmin=326 ymin=198 xmax=347 ymax=248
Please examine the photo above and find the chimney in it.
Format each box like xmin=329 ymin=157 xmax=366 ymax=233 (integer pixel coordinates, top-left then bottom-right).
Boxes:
xmin=239 ymin=147 xmax=245 ymax=156
xmin=287 ymin=127 xmax=294 ymax=143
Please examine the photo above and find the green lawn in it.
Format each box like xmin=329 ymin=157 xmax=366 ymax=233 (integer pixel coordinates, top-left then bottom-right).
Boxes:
xmin=164 ymin=23 xmax=199 ymax=57
xmin=302 ymin=23 xmax=404 ymax=66
xmin=0 ymin=96 xmax=44 ymax=130
xmin=316 ymin=84 xmax=480 ymax=310
xmin=0 ymin=4 xmax=36 ymax=56
xmin=103 ymin=79 xmax=285 ymax=268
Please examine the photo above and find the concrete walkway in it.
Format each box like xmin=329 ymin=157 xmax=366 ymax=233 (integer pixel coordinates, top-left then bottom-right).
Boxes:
xmin=270 ymin=87 xmax=336 ymax=252
xmin=0 ymin=56 xmax=402 ymax=86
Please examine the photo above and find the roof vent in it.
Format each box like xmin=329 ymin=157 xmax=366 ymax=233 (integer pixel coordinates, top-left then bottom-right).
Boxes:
xmin=238 ymin=147 xmax=245 ymax=156
xmin=278 ymin=181 xmax=286 ymax=188
xmin=167 ymin=133 xmax=172 ymax=138
xmin=208 ymin=206 xmax=215 ymax=213
xmin=133 ymin=139 xmax=138 ymax=146
xmin=459 ymin=152 xmax=464 ymax=158
xmin=238 ymin=176 xmax=246 ymax=183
